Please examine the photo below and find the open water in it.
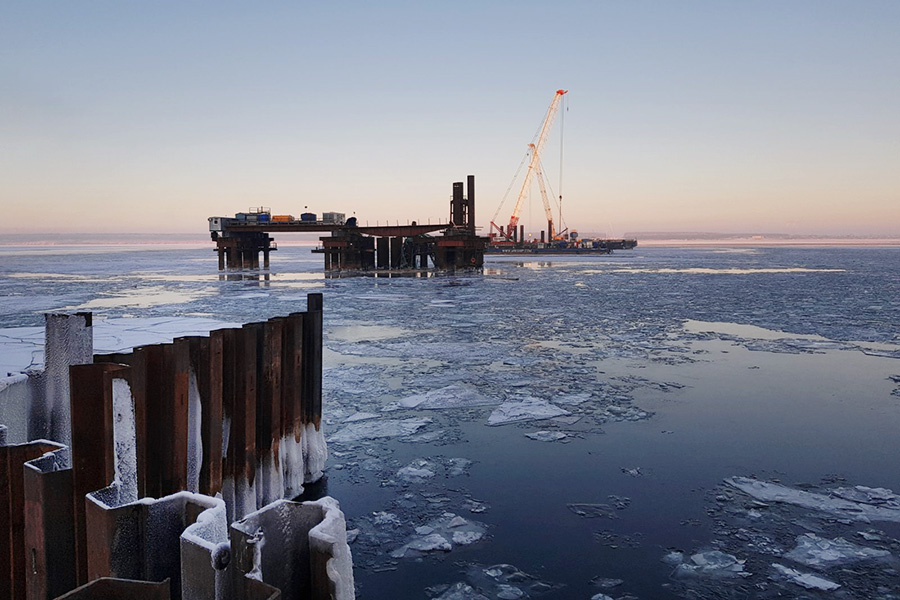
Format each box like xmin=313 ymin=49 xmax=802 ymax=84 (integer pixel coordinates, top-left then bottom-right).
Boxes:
xmin=2 ymin=243 xmax=900 ymax=599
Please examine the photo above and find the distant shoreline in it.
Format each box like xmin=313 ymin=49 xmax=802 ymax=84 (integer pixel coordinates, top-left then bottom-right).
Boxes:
xmin=0 ymin=233 xmax=898 ymax=249
xmin=637 ymin=238 xmax=900 ymax=247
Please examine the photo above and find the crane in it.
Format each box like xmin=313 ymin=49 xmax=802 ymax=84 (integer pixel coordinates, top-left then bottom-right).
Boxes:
xmin=490 ymin=89 xmax=568 ymax=243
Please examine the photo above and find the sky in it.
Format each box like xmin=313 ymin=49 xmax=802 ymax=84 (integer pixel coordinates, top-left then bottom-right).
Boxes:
xmin=2 ymin=2 xmax=898 ymax=237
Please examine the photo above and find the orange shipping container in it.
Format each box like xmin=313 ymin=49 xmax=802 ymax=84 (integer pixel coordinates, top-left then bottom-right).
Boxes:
xmin=272 ymin=215 xmax=294 ymax=222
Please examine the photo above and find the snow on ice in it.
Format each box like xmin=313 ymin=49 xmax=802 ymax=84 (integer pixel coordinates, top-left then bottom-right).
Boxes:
xmin=784 ymin=533 xmax=891 ymax=568
xmin=726 ymin=476 xmax=900 ymax=522
xmin=486 ymin=397 xmax=570 ymax=426
xmin=771 ymin=563 xmax=841 ymax=591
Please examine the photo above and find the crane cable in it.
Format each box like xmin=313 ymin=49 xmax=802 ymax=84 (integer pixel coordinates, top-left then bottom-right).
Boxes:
xmin=492 ymin=99 xmax=560 ymax=225
xmin=558 ymin=94 xmax=566 ymax=235
xmin=491 ymin=149 xmax=530 ymax=224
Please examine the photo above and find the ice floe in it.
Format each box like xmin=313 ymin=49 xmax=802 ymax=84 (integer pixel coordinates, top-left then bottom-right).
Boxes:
xmin=726 ymin=476 xmax=900 ymax=522
xmin=397 ymin=460 xmax=436 ymax=482
xmin=784 ymin=533 xmax=891 ymax=568
xmin=432 ymin=582 xmax=489 ymax=600
xmin=524 ymin=431 xmax=568 ymax=442
xmin=430 ymin=563 xmax=561 ymax=599
xmin=327 ymin=417 xmax=432 ymax=443
xmin=390 ymin=512 xmax=486 ymax=558
xmin=344 ymin=411 xmax=379 ymax=423
xmin=396 ymin=384 xmax=495 ymax=410
xmin=487 ymin=398 xmax=570 ymax=426
xmin=567 ymin=497 xmax=630 ymax=518
xmin=771 ymin=563 xmax=840 ymax=591
xmin=669 ymin=550 xmax=750 ymax=578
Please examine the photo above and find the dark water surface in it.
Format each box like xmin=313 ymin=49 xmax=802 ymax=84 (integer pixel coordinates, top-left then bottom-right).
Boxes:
xmin=2 ymin=244 xmax=899 ymax=598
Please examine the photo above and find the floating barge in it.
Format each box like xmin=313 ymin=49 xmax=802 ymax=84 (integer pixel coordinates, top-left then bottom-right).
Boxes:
xmin=486 ymin=237 xmax=637 ymax=255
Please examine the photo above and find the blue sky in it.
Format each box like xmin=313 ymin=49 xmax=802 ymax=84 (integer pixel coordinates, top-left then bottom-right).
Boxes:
xmin=2 ymin=2 xmax=898 ymax=236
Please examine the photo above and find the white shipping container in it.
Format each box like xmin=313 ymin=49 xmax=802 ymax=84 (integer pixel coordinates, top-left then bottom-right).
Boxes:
xmin=322 ymin=212 xmax=345 ymax=225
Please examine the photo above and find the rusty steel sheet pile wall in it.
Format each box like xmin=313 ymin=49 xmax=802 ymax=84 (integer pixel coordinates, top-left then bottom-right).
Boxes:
xmin=0 ymin=294 xmax=354 ymax=600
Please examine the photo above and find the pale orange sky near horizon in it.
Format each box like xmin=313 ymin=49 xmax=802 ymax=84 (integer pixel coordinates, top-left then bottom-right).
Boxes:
xmin=2 ymin=2 xmax=898 ymax=237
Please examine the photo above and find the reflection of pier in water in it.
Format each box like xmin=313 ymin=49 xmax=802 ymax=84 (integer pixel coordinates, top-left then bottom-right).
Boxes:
xmin=209 ymin=176 xmax=489 ymax=274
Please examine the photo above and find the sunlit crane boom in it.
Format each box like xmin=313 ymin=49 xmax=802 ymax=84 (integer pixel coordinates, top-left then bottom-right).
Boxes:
xmin=491 ymin=89 xmax=567 ymax=241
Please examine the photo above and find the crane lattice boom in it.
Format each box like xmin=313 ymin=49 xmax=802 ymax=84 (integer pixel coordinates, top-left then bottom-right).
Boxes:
xmin=493 ymin=89 xmax=567 ymax=242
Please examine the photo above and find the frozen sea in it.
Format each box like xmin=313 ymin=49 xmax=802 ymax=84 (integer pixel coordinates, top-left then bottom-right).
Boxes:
xmin=2 ymin=242 xmax=900 ymax=599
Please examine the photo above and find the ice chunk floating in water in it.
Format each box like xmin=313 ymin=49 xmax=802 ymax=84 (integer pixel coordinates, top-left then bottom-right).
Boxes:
xmin=771 ymin=564 xmax=841 ymax=591
xmin=396 ymin=384 xmax=495 ymax=410
xmin=390 ymin=512 xmax=486 ymax=558
xmin=327 ymin=417 xmax=432 ymax=443
xmin=486 ymin=398 xmax=570 ymax=426
xmin=784 ymin=533 xmax=891 ymax=568
xmin=726 ymin=477 xmax=900 ymax=522
xmin=669 ymin=550 xmax=750 ymax=579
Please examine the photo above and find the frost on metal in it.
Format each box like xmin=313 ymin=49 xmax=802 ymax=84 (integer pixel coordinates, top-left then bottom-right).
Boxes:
xmin=0 ymin=373 xmax=36 ymax=445
xmin=0 ymin=295 xmax=352 ymax=600
xmin=38 ymin=313 xmax=93 ymax=446
xmin=112 ymin=376 xmax=138 ymax=503
xmin=231 ymin=497 xmax=355 ymax=600
xmin=0 ymin=314 xmax=91 ymax=446
xmin=85 ymin=488 xmax=225 ymax=598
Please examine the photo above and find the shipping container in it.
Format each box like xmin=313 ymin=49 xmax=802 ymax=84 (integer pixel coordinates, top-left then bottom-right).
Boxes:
xmin=300 ymin=213 xmax=317 ymax=222
xmin=322 ymin=212 xmax=345 ymax=225
xmin=272 ymin=215 xmax=294 ymax=222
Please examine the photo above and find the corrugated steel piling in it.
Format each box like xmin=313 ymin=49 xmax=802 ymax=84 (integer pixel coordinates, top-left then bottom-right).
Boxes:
xmin=24 ymin=447 xmax=76 ymax=600
xmin=0 ymin=293 xmax=351 ymax=599
xmin=1 ymin=440 xmax=67 ymax=600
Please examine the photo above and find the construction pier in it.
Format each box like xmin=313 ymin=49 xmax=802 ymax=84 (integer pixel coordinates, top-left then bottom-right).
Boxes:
xmin=209 ymin=176 xmax=488 ymax=274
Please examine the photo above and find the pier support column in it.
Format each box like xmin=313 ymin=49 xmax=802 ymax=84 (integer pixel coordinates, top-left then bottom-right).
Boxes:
xmin=376 ymin=237 xmax=388 ymax=269
xmin=389 ymin=237 xmax=402 ymax=269
xmin=218 ymin=249 xmax=225 ymax=271
xmin=263 ymin=250 xmax=270 ymax=269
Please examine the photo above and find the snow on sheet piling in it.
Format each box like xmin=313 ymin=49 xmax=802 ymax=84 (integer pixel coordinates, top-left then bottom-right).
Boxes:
xmin=35 ymin=313 xmax=92 ymax=445
xmin=111 ymin=375 xmax=138 ymax=503
xmin=231 ymin=497 xmax=355 ymax=600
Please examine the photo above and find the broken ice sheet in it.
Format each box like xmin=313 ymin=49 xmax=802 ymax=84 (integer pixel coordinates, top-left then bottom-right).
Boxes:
xmin=486 ymin=398 xmax=570 ymax=426
xmin=397 ymin=460 xmax=436 ymax=482
xmin=393 ymin=457 xmax=473 ymax=484
xmin=590 ymin=577 xmax=623 ymax=589
xmin=595 ymin=405 xmax=652 ymax=423
xmin=390 ymin=512 xmax=487 ymax=558
xmin=552 ymin=391 xmax=592 ymax=405
xmin=669 ymin=550 xmax=750 ymax=579
xmin=343 ymin=411 xmax=379 ymax=423
xmin=567 ymin=503 xmax=618 ymax=519
xmin=771 ymin=563 xmax=840 ymax=591
xmin=726 ymin=476 xmax=900 ymax=522
xmin=447 ymin=563 xmax=560 ymax=599
xmin=327 ymin=417 xmax=432 ymax=443
xmin=395 ymin=384 xmax=496 ymax=410
xmin=524 ymin=431 xmax=568 ymax=442
xmin=784 ymin=533 xmax=891 ymax=568
xmin=432 ymin=582 xmax=489 ymax=600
